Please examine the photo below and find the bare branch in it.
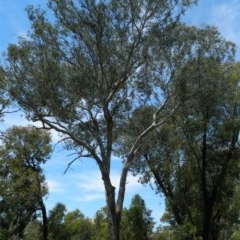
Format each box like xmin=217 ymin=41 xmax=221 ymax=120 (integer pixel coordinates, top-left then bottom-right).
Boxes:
xmin=63 ymin=156 xmax=79 ymax=174
xmin=127 ymin=102 xmax=180 ymax=165
xmin=35 ymin=116 xmax=103 ymax=166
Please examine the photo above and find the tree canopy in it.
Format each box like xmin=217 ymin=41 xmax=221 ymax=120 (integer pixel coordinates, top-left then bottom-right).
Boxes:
xmin=127 ymin=58 xmax=240 ymax=240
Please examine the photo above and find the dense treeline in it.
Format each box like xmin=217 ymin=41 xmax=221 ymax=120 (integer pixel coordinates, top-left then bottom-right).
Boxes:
xmin=45 ymin=195 xmax=153 ymax=240
xmin=0 ymin=0 xmax=240 ymax=239
xmin=1 ymin=192 xmax=154 ymax=240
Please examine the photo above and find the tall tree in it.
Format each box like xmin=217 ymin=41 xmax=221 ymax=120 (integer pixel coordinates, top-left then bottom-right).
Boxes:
xmin=2 ymin=1 xmax=208 ymax=239
xmin=0 ymin=126 xmax=52 ymax=240
xmin=128 ymin=57 xmax=239 ymax=240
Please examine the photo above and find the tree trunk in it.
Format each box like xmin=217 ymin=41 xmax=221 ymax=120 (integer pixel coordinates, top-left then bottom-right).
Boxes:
xmin=201 ymin=123 xmax=211 ymax=240
xmin=39 ymin=199 xmax=48 ymax=240
xmin=202 ymin=203 xmax=212 ymax=240
xmin=107 ymin=193 xmax=120 ymax=240
xmin=102 ymin=171 xmax=120 ymax=240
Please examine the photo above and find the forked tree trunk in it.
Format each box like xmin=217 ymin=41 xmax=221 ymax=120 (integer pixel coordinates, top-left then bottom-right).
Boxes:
xmin=103 ymin=162 xmax=131 ymax=240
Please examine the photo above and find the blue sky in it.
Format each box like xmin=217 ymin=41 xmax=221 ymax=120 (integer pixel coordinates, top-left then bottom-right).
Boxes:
xmin=0 ymin=0 xmax=240 ymax=225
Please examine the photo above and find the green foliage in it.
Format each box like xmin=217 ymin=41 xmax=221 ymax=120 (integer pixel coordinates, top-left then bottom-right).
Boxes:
xmin=120 ymin=194 xmax=154 ymax=240
xmin=23 ymin=220 xmax=43 ymax=240
xmin=151 ymin=226 xmax=176 ymax=240
xmin=231 ymin=230 xmax=240 ymax=240
xmin=93 ymin=207 xmax=109 ymax=240
xmin=48 ymin=203 xmax=67 ymax=240
xmin=63 ymin=209 xmax=94 ymax=240
xmin=47 ymin=196 xmax=154 ymax=240
xmin=0 ymin=126 xmax=52 ymax=238
xmin=48 ymin=203 xmax=95 ymax=240
xmin=127 ymin=58 xmax=240 ymax=239
xmin=0 ymin=66 xmax=11 ymax=118
xmin=3 ymin=0 xmax=238 ymax=239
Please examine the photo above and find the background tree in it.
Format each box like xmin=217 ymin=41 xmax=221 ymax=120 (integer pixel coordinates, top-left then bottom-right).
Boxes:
xmin=218 ymin=183 xmax=240 ymax=239
xmin=151 ymin=226 xmax=174 ymax=240
xmin=24 ymin=220 xmax=43 ymax=240
xmin=63 ymin=209 xmax=94 ymax=240
xmin=48 ymin=203 xmax=67 ymax=240
xmin=120 ymin=194 xmax=154 ymax=240
xmin=3 ymin=0 xmax=199 ymax=239
xmin=48 ymin=204 xmax=95 ymax=240
xmin=0 ymin=126 xmax=52 ymax=240
xmin=93 ymin=207 xmax=109 ymax=240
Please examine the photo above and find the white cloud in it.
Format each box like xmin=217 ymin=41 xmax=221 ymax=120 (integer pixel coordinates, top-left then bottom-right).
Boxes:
xmin=76 ymin=171 xmax=104 ymax=193
xmin=68 ymin=170 xmax=141 ymax=202
xmin=47 ymin=178 xmax=66 ymax=194
xmin=73 ymin=193 xmax=105 ymax=202
xmin=1 ymin=110 xmax=66 ymax=143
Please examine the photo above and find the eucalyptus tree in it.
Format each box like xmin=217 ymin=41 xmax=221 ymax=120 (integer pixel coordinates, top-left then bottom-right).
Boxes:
xmin=127 ymin=49 xmax=239 ymax=239
xmin=2 ymin=0 xmax=201 ymax=239
xmin=177 ymin=60 xmax=240 ymax=240
xmin=0 ymin=126 xmax=52 ymax=240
